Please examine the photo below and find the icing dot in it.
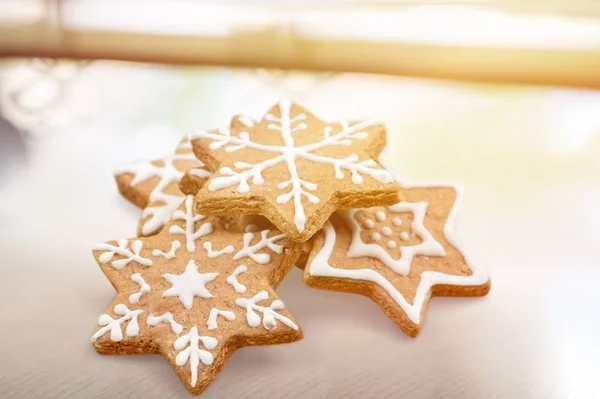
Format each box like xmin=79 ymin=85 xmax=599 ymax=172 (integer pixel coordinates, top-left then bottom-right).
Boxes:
xmin=400 ymin=232 xmax=409 ymax=241
xmin=381 ymin=226 xmax=392 ymax=236
xmin=387 ymin=240 xmax=397 ymax=249
xmin=363 ymin=219 xmax=375 ymax=229
xmin=375 ymin=211 xmax=386 ymax=222
xmin=392 ymin=217 xmax=402 ymax=226
xmin=371 ymin=232 xmax=381 ymax=241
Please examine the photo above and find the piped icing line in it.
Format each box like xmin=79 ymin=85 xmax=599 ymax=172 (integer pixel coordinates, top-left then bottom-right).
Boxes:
xmin=203 ymin=241 xmax=235 ymax=258
xmin=141 ymin=195 xmax=185 ymax=237
xmin=95 ymin=239 xmax=153 ymax=269
xmin=237 ymin=115 xmax=255 ymax=128
xmin=152 ymin=240 xmax=181 ymax=259
xmin=233 ymin=230 xmax=285 ymax=264
xmin=235 ymin=291 xmax=298 ymax=330
xmin=91 ymin=304 xmax=143 ymax=342
xmin=226 ymin=265 xmax=248 ymax=293
xmin=343 ymin=201 xmax=446 ymax=276
xmin=168 ymin=195 xmax=213 ymax=253
xmin=191 ymin=100 xmax=392 ymax=232
xmin=307 ymin=165 xmax=489 ymax=325
xmin=377 ymin=157 xmax=488 ymax=279
xmin=115 ymin=137 xmax=209 ymax=236
xmin=146 ymin=312 xmax=183 ymax=335
xmin=129 ymin=273 xmax=150 ymax=304
xmin=174 ymin=327 xmax=217 ymax=388
xmin=206 ymin=308 xmax=236 ymax=330
xmin=189 ymin=168 xmax=212 ymax=179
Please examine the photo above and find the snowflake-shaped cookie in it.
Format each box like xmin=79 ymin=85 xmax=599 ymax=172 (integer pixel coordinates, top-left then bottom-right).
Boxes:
xmin=91 ymin=195 xmax=302 ymax=395
xmin=114 ymin=137 xmax=211 ymax=236
xmin=304 ymin=184 xmax=490 ymax=337
xmin=190 ymin=100 xmax=399 ymax=242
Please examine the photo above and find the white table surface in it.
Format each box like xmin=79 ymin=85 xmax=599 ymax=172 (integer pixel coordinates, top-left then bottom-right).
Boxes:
xmin=1 ymin=64 xmax=600 ymax=398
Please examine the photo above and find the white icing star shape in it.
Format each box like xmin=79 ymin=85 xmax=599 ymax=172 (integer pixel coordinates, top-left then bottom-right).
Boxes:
xmin=162 ymin=260 xmax=219 ymax=310
xmin=304 ymin=182 xmax=490 ymax=337
xmin=344 ymin=201 xmax=447 ymax=276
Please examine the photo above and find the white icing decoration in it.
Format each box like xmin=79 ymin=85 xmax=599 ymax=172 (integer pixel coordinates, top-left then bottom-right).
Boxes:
xmin=191 ymin=100 xmax=393 ymax=232
xmin=233 ymin=230 xmax=285 ymax=264
xmin=381 ymin=226 xmax=392 ymax=236
xmin=371 ymin=232 xmax=381 ymax=241
xmin=400 ymin=232 xmax=409 ymax=241
xmin=152 ymin=240 xmax=181 ymax=259
xmin=174 ymin=327 xmax=217 ymax=388
xmin=206 ymin=308 xmax=236 ymax=330
xmin=129 ymin=273 xmax=150 ymax=304
xmin=168 ymin=195 xmax=213 ymax=253
xmin=146 ymin=312 xmax=183 ymax=335
xmin=307 ymin=172 xmax=489 ymax=325
xmin=91 ymin=304 xmax=143 ymax=342
xmin=375 ymin=211 xmax=386 ymax=222
xmin=142 ymin=196 xmax=184 ymax=236
xmin=189 ymin=168 xmax=212 ymax=179
xmin=392 ymin=217 xmax=402 ymax=226
xmin=226 ymin=265 xmax=248 ymax=293
xmin=237 ymin=115 xmax=255 ymax=128
xmin=363 ymin=219 xmax=374 ymax=229
xmin=203 ymin=241 xmax=234 ymax=258
xmin=387 ymin=240 xmax=397 ymax=249
xmin=235 ymin=291 xmax=298 ymax=330
xmin=95 ymin=239 xmax=152 ymax=269
xmin=344 ymin=202 xmax=446 ymax=276
xmin=162 ymin=260 xmax=219 ymax=310
xmin=115 ymin=138 xmax=209 ymax=236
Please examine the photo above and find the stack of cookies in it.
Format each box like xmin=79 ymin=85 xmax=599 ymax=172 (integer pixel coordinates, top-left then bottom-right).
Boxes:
xmin=92 ymin=101 xmax=491 ymax=395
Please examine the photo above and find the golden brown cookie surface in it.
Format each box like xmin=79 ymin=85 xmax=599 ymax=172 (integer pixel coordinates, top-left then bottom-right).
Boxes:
xmin=304 ymin=184 xmax=490 ymax=337
xmin=115 ymin=138 xmax=211 ymax=236
xmin=91 ymin=195 xmax=302 ymax=395
xmin=191 ymin=101 xmax=399 ymax=243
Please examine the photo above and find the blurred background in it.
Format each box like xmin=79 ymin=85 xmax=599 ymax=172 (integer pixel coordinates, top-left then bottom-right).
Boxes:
xmin=1 ymin=1 xmax=600 ymax=398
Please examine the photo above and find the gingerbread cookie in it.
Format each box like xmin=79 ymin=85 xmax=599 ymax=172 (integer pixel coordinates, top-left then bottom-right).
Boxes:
xmin=91 ymin=195 xmax=303 ymax=395
xmin=179 ymin=168 xmax=274 ymax=235
xmin=114 ymin=137 xmax=211 ymax=236
xmin=190 ymin=100 xmax=399 ymax=242
xmin=304 ymin=182 xmax=490 ymax=337
xmin=179 ymin=166 xmax=211 ymax=197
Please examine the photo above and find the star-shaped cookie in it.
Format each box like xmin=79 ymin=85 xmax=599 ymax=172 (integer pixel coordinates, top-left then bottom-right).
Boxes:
xmin=190 ymin=100 xmax=399 ymax=242
xmin=114 ymin=137 xmax=211 ymax=236
xmin=304 ymin=183 xmax=490 ymax=337
xmin=91 ymin=195 xmax=303 ymax=395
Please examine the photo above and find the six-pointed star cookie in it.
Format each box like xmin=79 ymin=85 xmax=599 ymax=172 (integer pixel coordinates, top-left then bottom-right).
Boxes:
xmin=115 ymin=137 xmax=211 ymax=236
xmin=190 ymin=100 xmax=400 ymax=242
xmin=303 ymin=184 xmax=491 ymax=337
xmin=91 ymin=195 xmax=303 ymax=395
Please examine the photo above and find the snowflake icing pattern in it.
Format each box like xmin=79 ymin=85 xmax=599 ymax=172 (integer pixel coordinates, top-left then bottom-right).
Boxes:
xmin=114 ymin=138 xmax=211 ymax=236
xmin=191 ymin=100 xmax=396 ymax=234
xmin=91 ymin=195 xmax=302 ymax=394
